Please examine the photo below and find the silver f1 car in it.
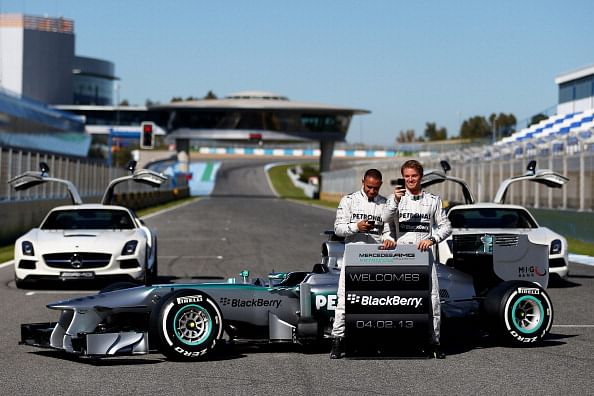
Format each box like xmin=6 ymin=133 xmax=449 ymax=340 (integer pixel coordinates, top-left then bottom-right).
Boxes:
xmin=21 ymin=225 xmax=555 ymax=361
xmin=10 ymin=162 xmax=167 ymax=287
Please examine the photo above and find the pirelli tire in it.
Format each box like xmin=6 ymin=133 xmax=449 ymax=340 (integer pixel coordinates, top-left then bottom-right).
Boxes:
xmin=482 ymin=280 xmax=553 ymax=346
xmin=153 ymin=289 xmax=224 ymax=361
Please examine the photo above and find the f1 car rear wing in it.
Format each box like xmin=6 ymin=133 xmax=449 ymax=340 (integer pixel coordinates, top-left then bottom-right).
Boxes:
xmin=101 ymin=161 xmax=168 ymax=205
xmin=8 ymin=162 xmax=83 ymax=205
xmin=493 ymin=160 xmax=569 ymax=204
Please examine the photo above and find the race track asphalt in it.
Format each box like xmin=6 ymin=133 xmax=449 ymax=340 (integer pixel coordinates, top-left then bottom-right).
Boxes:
xmin=1 ymin=158 xmax=592 ymax=395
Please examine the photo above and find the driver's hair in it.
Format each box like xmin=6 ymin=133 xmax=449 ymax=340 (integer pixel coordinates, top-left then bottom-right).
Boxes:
xmin=363 ymin=168 xmax=382 ymax=181
xmin=401 ymin=160 xmax=424 ymax=177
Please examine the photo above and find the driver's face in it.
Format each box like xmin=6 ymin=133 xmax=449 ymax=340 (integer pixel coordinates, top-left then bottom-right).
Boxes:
xmin=402 ymin=167 xmax=422 ymax=193
xmin=362 ymin=176 xmax=382 ymax=200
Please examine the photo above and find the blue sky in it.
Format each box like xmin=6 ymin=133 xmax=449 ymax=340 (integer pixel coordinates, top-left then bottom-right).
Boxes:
xmin=1 ymin=0 xmax=593 ymax=145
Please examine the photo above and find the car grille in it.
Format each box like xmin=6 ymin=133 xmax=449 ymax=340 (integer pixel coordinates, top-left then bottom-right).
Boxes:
xmin=494 ymin=234 xmax=519 ymax=246
xmin=43 ymin=253 xmax=111 ymax=269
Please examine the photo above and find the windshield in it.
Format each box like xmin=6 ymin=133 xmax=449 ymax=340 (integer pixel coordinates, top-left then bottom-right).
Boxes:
xmin=41 ymin=209 xmax=135 ymax=230
xmin=448 ymin=208 xmax=537 ymax=229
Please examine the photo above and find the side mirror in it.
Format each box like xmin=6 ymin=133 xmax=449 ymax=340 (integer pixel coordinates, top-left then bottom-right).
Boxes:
xmin=526 ymin=160 xmax=536 ymax=175
xmin=440 ymin=160 xmax=451 ymax=174
xmin=40 ymin=162 xmax=50 ymax=175
xmin=126 ymin=160 xmax=137 ymax=173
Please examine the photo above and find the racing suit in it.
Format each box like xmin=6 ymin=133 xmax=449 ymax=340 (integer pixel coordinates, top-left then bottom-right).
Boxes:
xmin=382 ymin=190 xmax=452 ymax=344
xmin=331 ymin=189 xmax=395 ymax=338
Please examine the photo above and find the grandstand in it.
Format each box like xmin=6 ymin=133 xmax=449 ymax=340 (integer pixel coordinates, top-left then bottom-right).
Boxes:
xmin=494 ymin=109 xmax=594 ymax=158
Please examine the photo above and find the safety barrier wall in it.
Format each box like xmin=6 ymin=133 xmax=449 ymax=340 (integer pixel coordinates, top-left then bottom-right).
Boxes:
xmin=0 ymin=147 xmax=186 ymax=201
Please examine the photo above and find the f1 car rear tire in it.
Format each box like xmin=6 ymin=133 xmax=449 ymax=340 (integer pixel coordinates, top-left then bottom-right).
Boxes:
xmin=482 ymin=280 xmax=553 ymax=346
xmin=153 ymin=289 xmax=223 ymax=361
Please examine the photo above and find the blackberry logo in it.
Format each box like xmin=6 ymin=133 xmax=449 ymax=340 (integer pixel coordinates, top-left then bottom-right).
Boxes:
xmin=346 ymin=294 xmax=361 ymax=303
xmin=346 ymin=293 xmax=422 ymax=308
xmin=218 ymin=297 xmax=281 ymax=308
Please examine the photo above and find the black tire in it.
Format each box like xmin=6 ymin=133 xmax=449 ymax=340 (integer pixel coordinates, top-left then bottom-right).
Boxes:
xmin=99 ymin=282 xmax=138 ymax=293
xmin=152 ymin=289 xmax=223 ymax=361
xmin=482 ymin=281 xmax=553 ymax=345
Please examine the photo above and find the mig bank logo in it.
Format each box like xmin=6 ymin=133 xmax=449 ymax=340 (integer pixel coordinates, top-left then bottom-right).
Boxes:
xmin=518 ymin=265 xmax=547 ymax=278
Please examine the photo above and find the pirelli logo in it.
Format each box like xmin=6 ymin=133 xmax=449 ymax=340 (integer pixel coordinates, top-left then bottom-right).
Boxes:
xmin=177 ymin=295 xmax=203 ymax=304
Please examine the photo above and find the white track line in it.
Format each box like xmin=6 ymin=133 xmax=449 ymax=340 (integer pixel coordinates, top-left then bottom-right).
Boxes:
xmin=552 ymin=324 xmax=594 ymax=328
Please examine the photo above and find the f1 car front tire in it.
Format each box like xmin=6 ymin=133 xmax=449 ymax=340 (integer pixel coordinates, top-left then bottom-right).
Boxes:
xmin=482 ymin=280 xmax=553 ymax=345
xmin=153 ymin=289 xmax=223 ymax=360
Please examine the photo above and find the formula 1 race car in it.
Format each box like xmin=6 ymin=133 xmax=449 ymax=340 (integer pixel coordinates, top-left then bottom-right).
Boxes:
xmin=10 ymin=162 xmax=167 ymax=287
xmin=21 ymin=228 xmax=554 ymax=360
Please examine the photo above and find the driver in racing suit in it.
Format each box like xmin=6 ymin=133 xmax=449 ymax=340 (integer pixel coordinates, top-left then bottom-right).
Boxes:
xmin=383 ymin=159 xmax=451 ymax=358
xmin=330 ymin=169 xmax=396 ymax=359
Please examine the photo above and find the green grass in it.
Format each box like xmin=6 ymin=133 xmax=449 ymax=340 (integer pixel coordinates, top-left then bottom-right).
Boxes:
xmin=267 ymin=164 xmax=309 ymax=199
xmin=566 ymin=237 xmax=594 ymax=256
xmin=0 ymin=244 xmax=13 ymax=264
xmin=267 ymin=164 xmax=338 ymax=209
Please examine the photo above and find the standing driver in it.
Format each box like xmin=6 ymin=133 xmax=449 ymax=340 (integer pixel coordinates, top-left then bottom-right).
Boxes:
xmin=383 ymin=159 xmax=451 ymax=358
xmin=330 ymin=168 xmax=395 ymax=359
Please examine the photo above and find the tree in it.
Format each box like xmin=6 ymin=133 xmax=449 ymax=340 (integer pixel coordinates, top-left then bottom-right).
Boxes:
xmin=488 ymin=112 xmax=517 ymax=140
xmin=424 ymin=122 xmax=447 ymax=141
xmin=170 ymin=96 xmax=183 ymax=102
xmin=145 ymin=99 xmax=158 ymax=107
xmin=460 ymin=116 xmax=491 ymax=139
xmin=204 ymin=90 xmax=217 ymax=100
xmin=529 ymin=113 xmax=548 ymax=127
xmin=118 ymin=99 xmax=129 ymax=106
xmin=396 ymin=129 xmax=416 ymax=143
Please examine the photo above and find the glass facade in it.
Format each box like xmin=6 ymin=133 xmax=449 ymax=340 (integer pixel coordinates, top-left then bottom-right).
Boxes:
xmin=73 ymin=75 xmax=115 ymax=106
xmin=558 ymin=75 xmax=594 ymax=104
xmin=167 ymin=109 xmax=351 ymax=134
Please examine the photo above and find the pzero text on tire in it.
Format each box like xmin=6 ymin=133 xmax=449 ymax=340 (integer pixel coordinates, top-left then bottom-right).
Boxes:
xmin=153 ymin=289 xmax=223 ymax=360
xmin=483 ymin=280 xmax=553 ymax=345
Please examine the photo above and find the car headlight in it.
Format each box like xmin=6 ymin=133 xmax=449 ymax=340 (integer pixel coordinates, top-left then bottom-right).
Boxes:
xmin=22 ymin=241 xmax=34 ymax=256
xmin=550 ymin=239 xmax=562 ymax=255
xmin=122 ymin=240 xmax=138 ymax=255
